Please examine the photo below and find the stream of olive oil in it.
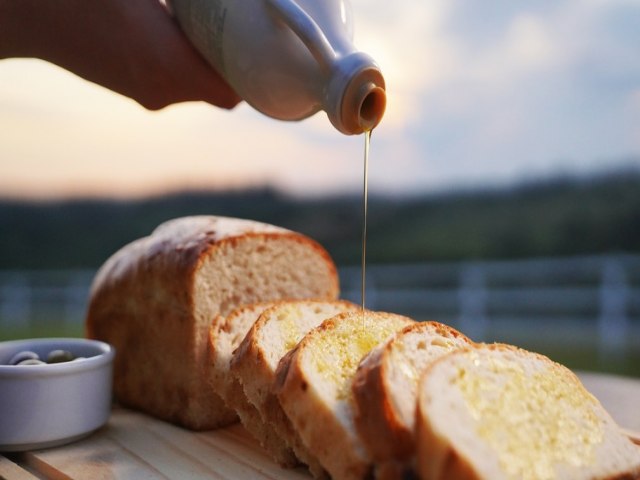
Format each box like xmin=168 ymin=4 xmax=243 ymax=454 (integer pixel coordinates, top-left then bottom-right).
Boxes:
xmin=361 ymin=130 xmax=371 ymax=318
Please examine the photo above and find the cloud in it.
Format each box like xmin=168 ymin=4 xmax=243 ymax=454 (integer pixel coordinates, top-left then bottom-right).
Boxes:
xmin=0 ymin=59 xmax=366 ymax=198
xmin=353 ymin=0 xmax=457 ymax=130
xmin=1 ymin=0 xmax=639 ymax=199
xmin=357 ymin=0 xmax=640 ymax=193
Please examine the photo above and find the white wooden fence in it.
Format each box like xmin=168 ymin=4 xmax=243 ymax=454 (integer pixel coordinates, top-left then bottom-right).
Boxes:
xmin=340 ymin=254 xmax=640 ymax=362
xmin=1 ymin=255 xmax=639 ymax=363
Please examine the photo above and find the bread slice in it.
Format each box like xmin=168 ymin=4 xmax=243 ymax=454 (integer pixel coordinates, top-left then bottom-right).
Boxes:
xmin=416 ymin=343 xmax=640 ymax=480
xmin=275 ymin=310 xmax=415 ymax=480
xmin=86 ymin=215 xmax=339 ymax=430
xmin=230 ymin=300 xmax=359 ymax=477
xmin=352 ymin=321 xmax=472 ymax=478
xmin=207 ymin=302 xmax=298 ymax=466
xmin=209 ymin=302 xmax=275 ymax=412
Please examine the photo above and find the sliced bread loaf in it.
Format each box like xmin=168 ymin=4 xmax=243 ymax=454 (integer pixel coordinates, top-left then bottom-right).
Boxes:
xmin=416 ymin=343 xmax=640 ymax=480
xmin=352 ymin=321 xmax=472 ymax=478
xmin=208 ymin=302 xmax=298 ymax=466
xmin=230 ymin=300 xmax=358 ymax=477
xmin=86 ymin=215 xmax=339 ymax=430
xmin=275 ymin=310 xmax=415 ymax=480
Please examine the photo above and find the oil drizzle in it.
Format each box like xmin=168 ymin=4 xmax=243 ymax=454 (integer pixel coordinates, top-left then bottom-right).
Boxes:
xmin=361 ymin=129 xmax=371 ymax=316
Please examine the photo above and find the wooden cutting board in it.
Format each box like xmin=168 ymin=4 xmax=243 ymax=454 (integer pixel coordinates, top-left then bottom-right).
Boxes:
xmin=2 ymin=372 xmax=639 ymax=479
xmin=2 ymin=407 xmax=310 ymax=480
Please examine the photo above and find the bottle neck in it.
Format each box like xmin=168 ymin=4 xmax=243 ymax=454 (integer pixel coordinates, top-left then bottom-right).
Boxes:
xmin=324 ymin=52 xmax=386 ymax=135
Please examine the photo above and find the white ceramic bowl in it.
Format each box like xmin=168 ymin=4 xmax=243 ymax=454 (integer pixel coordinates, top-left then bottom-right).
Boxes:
xmin=0 ymin=338 xmax=115 ymax=452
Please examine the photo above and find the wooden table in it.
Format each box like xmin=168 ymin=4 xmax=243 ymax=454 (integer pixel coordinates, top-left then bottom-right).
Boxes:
xmin=2 ymin=371 xmax=639 ymax=480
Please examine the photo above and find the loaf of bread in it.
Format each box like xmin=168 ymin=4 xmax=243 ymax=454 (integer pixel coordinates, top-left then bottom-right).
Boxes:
xmin=275 ymin=310 xmax=415 ymax=480
xmin=86 ymin=215 xmax=339 ymax=430
xmin=416 ymin=343 xmax=640 ymax=480
xmin=231 ymin=300 xmax=358 ymax=477
xmin=352 ymin=321 xmax=472 ymax=478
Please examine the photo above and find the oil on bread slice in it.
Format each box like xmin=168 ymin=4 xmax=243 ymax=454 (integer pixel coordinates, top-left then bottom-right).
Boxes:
xmin=352 ymin=321 xmax=472 ymax=478
xmin=231 ymin=299 xmax=359 ymax=478
xmin=208 ymin=302 xmax=298 ymax=466
xmin=416 ymin=343 xmax=640 ymax=480
xmin=275 ymin=310 xmax=415 ymax=480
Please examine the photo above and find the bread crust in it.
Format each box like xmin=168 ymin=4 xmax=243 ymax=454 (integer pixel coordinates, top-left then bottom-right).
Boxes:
xmin=86 ymin=216 xmax=339 ymax=430
xmin=415 ymin=344 xmax=527 ymax=480
xmin=274 ymin=311 xmax=414 ymax=480
xmin=275 ymin=336 xmax=367 ymax=479
xmin=208 ymin=302 xmax=277 ymax=405
xmin=416 ymin=405 xmax=482 ymax=480
xmin=206 ymin=303 xmax=299 ymax=466
xmin=352 ymin=321 xmax=472 ymax=468
xmin=231 ymin=300 xmax=357 ymax=478
xmin=352 ymin=345 xmax=406 ymax=455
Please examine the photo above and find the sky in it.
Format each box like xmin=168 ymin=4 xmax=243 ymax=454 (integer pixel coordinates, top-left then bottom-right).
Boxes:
xmin=1 ymin=0 xmax=639 ymax=199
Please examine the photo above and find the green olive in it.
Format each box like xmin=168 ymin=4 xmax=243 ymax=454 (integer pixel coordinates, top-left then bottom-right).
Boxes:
xmin=47 ymin=350 xmax=75 ymax=363
xmin=17 ymin=358 xmax=46 ymax=366
xmin=9 ymin=351 xmax=40 ymax=365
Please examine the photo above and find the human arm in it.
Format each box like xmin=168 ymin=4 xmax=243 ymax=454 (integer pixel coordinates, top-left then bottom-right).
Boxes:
xmin=0 ymin=0 xmax=241 ymax=110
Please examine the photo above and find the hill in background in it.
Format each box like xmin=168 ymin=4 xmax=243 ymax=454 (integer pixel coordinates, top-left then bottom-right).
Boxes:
xmin=1 ymin=169 xmax=639 ymax=269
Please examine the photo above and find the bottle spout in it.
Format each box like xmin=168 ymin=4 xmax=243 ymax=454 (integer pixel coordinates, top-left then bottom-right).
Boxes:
xmin=355 ymin=81 xmax=386 ymax=132
xmin=326 ymin=52 xmax=387 ymax=135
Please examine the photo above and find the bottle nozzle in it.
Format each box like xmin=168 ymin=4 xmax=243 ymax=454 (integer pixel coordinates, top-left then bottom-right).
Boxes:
xmin=357 ymin=82 xmax=386 ymax=132
xmin=326 ymin=52 xmax=386 ymax=135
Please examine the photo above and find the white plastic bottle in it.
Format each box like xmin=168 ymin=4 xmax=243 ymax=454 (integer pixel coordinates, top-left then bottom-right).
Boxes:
xmin=168 ymin=0 xmax=386 ymax=135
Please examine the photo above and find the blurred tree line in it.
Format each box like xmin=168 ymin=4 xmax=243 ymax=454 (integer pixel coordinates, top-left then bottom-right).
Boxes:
xmin=1 ymin=170 xmax=639 ymax=269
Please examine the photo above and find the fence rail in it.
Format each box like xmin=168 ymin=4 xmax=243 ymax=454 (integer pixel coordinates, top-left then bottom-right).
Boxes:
xmin=1 ymin=254 xmax=639 ymax=367
xmin=339 ymin=254 xmax=640 ymax=364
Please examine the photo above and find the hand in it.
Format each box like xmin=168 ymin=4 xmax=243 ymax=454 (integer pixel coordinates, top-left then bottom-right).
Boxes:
xmin=0 ymin=0 xmax=242 ymax=110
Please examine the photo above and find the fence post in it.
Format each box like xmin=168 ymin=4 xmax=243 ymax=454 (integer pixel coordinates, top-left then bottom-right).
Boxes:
xmin=597 ymin=258 xmax=629 ymax=366
xmin=457 ymin=263 xmax=488 ymax=342
xmin=64 ymin=272 xmax=91 ymax=329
